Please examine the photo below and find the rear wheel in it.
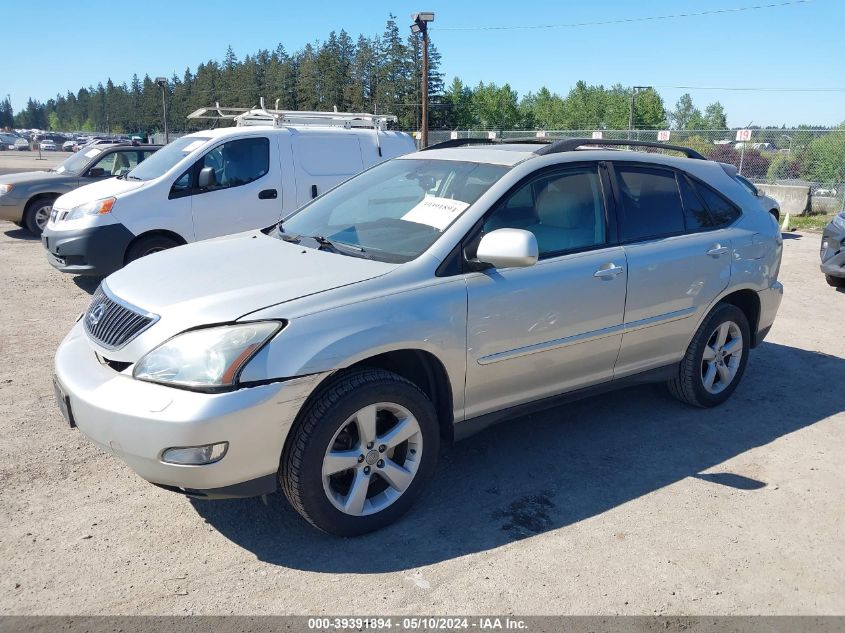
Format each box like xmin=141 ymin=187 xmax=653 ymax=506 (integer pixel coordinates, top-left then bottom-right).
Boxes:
xmin=23 ymin=197 xmax=55 ymax=235
xmin=281 ymin=368 xmax=439 ymax=536
xmin=825 ymin=274 xmax=845 ymax=288
xmin=668 ymin=303 xmax=750 ymax=408
xmin=125 ymin=235 xmax=180 ymax=264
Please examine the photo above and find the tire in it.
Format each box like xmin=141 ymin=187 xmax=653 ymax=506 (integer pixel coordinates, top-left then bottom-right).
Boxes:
xmin=281 ymin=368 xmax=440 ymax=536
xmin=825 ymin=274 xmax=845 ymax=288
xmin=668 ymin=303 xmax=750 ymax=408
xmin=23 ymin=197 xmax=55 ymax=235
xmin=125 ymin=235 xmax=180 ymax=264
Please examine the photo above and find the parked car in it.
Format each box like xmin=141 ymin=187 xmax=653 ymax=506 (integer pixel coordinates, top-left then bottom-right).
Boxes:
xmin=820 ymin=210 xmax=845 ymax=287
xmin=62 ymin=140 xmax=77 ymax=152
xmin=12 ymin=137 xmax=29 ymax=151
xmin=42 ymin=117 xmax=415 ymax=276
xmin=0 ymin=143 xmax=160 ymax=234
xmin=39 ymin=140 xmax=58 ymax=151
xmin=53 ymin=138 xmax=783 ymax=536
xmin=0 ymin=132 xmax=21 ymax=150
xmin=732 ymin=171 xmax=780 ymax=222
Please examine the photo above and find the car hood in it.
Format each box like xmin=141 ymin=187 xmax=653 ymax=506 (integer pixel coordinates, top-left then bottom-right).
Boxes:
xmin=104 ymin=231 xmax=398 ymax=328
xmin=54 ymin=177 xmax=146 ymax=208
xmin=0 ymin=171 xmax=73 ymax=186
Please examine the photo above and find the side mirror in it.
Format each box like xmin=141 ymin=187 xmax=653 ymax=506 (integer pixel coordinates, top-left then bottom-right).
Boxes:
xmin=87 ymin=167 xmax=105 ymax=177
xmin=198 ymin=166 xmax=216 ymax=189
xmin=476 ymin=228 xmax=539 ymax=269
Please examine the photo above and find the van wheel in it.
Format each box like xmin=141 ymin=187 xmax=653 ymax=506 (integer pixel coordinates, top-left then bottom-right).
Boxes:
xmin=668 ymin=303 xmax=750 ymax=408
xmin=825 ymin=274 xmax=845 ymax=288
xmin=23 ymin=197 xmax=55 ymax=235
xmin=280 ymin=368 xmax=439 ymax=536
xmin=125 ymin=235 xmax=180 ymax=264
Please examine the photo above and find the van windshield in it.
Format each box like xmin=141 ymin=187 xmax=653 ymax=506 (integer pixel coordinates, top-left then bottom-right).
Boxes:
xmin=280 ymin=158 xmax=509 ymax=263
xmin=126 ymin=136 xmax=211 ymax=181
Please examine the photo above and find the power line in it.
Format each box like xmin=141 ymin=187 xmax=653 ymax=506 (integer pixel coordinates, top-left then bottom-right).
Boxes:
xmin=434 ymin=0 xmax=813 ymax=31
xmin=653 ymin=85 xmax=845 ymax=92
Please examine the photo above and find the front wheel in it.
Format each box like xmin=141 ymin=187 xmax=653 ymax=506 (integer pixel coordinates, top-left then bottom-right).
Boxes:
xmin=668 ymin=303 xmax=750 ymax=408
xmin=281 ymin=368 xmax=440 ymax=536
xmin=125 ymin=235 xmax=180 ymax=264
xmin=23 ymin=197 xmax=55 ymax=234
xmin=825 ymin=274 xmax=845 ymax=288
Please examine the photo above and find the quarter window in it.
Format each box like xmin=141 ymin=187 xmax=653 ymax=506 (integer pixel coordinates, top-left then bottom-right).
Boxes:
xmin=616 ymin=166 xmax=685 ymax=242
xmin=483 ymin=166 xmax=607 ymax=257
xmin=678 ymin=175 xmax=716 ymax=231
xmin=694 ymin=182 xmax=741 ymax=227
xmin=199 ymin=137 xmax=269 ymax=191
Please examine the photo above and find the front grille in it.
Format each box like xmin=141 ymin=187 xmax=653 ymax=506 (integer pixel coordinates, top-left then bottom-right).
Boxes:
xmin=83 ymin=285 xmax=158 ymax=350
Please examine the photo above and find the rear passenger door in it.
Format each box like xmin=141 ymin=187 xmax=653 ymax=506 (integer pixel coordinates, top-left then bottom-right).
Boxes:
xmin=611 ymin=164 xmax=733 ymax=377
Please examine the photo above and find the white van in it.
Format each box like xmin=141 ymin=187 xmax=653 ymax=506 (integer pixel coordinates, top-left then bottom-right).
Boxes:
xmin=41 ymin=109 xmax=415 ymax=276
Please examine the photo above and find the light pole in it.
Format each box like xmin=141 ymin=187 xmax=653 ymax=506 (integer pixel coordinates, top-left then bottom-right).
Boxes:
xmin=411 ymin=12 xmax=434 ymax=148
xmin=628 ymin=86 xmax=651 ymax=140
xmin=154 ymin=77 xmax=168 ymax=144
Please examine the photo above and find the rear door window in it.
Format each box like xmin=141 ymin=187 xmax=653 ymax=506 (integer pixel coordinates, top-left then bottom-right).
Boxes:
xmin=693 ymin=182 xmax=741 ymax=227
xmin=615 ymin=165 xmax=685 ymax=242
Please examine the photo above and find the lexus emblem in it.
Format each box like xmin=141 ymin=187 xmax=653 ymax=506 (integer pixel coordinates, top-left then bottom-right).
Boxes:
xmin=88 ymin=304 xmax=106 ymax=327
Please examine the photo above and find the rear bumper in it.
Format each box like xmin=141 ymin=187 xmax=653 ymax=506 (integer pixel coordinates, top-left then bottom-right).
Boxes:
xmin=41 ymin=223 xmax=134 ymax=276
xmin=54 ymin=321 xmax=328 ymax=497
xmin=755 ymin=281 xmax=783 ymax=346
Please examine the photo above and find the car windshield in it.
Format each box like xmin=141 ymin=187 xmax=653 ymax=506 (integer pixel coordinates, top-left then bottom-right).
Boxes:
xmin=126 ymin=136 xmax=210 ymax=181
xmin=279 ymin=158 xmax=509 ymax=263
xmin=53 ymin=147 xmax=103 ymax=175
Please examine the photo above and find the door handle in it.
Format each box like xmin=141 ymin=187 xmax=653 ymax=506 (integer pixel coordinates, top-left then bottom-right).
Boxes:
xmin=593 ymin=263 xmax=625 ymax=279
xmin=258 ymin=189 xmax=278 ymax=200
xmin=311 ymin=184 xmax=318 ymax=199
xmin=706 ymin=245 xmax=729 ymax=257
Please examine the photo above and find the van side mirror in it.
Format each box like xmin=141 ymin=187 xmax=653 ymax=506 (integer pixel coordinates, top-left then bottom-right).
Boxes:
xmin=476 ymin=228 xmax=539 ymax=269
xmin=87 ymin=167 xmax=105 ymax=177
xmin=198 ymin=166 xmax=216 ymax=189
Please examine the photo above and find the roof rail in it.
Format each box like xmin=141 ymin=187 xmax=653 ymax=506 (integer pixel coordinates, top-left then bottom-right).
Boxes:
xmin=535 ymin=138 xmax=706 ymax=160
xmin=420 ymin=137 xmax=553 ymax=151
xmin=187 ymin=99 xmax=397 ymax=131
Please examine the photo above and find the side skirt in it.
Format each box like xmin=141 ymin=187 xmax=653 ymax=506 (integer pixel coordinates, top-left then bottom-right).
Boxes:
xmin=453 ymin=363 xmax=679 ymax=442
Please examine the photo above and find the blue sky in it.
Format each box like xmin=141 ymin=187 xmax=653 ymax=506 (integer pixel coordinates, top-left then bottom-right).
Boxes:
xmin=2 ymin=0 xmax=842 ymax=127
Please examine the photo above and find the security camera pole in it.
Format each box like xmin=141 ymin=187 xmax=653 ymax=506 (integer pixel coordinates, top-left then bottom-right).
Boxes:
xmin=154 ymin=77 xmax=168 ymax=144
xmin=411 ymin=12 xmax=434 ymax=148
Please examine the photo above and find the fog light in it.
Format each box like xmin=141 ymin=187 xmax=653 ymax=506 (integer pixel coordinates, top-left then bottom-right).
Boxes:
xmin=162 ymin=442 xmax=228 ymax=465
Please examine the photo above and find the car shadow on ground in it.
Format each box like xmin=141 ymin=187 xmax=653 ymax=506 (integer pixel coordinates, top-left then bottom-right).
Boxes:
xmin=72 ymin=276 xmax=102 ymax=295
xmin=192 ymin=341 xmax=845 ymax=573
xmin=3 ymin=227 xmax=39 ymax=241
xmin=780 ymin=232 xmax=802 ymax=240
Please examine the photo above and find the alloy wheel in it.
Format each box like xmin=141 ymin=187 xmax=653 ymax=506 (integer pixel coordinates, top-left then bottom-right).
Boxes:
xmin=34 ymin=204 xmax=52 ymax=230
xmin=322 ymin=402 xmax=423 ymax=516
xmin=701 ymin=321 xmax=743 ymax=394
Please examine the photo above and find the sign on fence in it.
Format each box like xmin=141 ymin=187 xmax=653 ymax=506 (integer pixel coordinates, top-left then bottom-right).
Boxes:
xmin=450 ymin=131 xmax=458 ymax=140
xmin=657 ymin=130 xmax=671 ymax=142
xmin=414 ymin=131 xmax=421 ymax=140
xmin=487 ymin=131 xmax=497 ymax=139
xmin=736 ymin=129 xmax=752 ymax=141
xmin=535 ymin=131 xmax=547 ymax=138
xmin=592 ymin=131 xmax=603 ymax=139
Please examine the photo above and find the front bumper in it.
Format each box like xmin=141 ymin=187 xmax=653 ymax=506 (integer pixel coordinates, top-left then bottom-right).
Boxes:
xmin=54 ymin=321 xmax=327 ymax=497
xmin=0 ymin=197 xmax=26 ymax=223
xmin=42 ymin=222 xmax=135 ymax=276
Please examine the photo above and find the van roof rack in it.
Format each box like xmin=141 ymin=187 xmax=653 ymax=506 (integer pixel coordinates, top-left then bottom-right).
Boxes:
xmin=187 ymin=98 xmax=397 ymax=131
xmin=422 ymin=136 xmax=705 ymax=160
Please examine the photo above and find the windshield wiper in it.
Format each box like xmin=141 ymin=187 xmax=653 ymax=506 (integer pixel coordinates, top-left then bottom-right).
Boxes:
xmin=309 ymin=235 xmax=366 ymax=253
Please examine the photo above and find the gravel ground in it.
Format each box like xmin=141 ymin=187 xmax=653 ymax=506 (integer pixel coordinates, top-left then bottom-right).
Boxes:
xmin=0 ymin=197 xmax=843 ymax=615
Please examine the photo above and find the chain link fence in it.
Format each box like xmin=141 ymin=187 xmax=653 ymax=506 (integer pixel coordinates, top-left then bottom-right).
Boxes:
xmin=421 ymin=128 xmax=845 ymax=215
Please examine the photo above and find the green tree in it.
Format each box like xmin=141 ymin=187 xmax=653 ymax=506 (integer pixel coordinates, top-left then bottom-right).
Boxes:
xmin=670 ymin=93 xmax=701 ymax=130
xmin=803 ymin=125 xmax=845 ymax=184
xmin=702 ymin=102 xmax=727 ymax=130
xmin=471 ymin=82 xmax=521 ymax=129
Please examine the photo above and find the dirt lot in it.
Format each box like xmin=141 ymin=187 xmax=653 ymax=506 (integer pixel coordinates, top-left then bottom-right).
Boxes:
xmin=0 ymin=198 xmax=843 ymax=614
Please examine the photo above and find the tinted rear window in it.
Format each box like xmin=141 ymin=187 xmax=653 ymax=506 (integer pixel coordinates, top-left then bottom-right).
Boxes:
xmin=694 ymin=183 xmax=741 ymax=227
xmin=616 ymin=166 xmax=685 ymax=242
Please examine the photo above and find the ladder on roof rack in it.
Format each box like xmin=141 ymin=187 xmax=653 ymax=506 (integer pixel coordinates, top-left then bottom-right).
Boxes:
xmin=186 ymin=98 xmax=397 ymax=131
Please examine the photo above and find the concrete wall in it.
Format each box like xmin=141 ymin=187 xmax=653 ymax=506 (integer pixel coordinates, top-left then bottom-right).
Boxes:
xmin=756 ymin=184 xmax=810 ymax=216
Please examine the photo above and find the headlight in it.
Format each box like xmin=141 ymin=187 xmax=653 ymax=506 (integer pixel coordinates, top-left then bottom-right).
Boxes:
xmin=66 ymin=197 xmax=116 ymax=220
xmin=0 ymin=184 xmax=13 ymax=196
xmin=133 ymin=322 xmax=282 ymax=391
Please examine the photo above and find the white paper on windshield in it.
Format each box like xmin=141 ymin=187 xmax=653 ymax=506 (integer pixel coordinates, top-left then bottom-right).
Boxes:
xmin=402 ymin=196 xmax=470 ymax=230
xmin=181 ymin=140 xmax=206 ymax=153
xmin=84 ymin=148 xmax=102 ymax=158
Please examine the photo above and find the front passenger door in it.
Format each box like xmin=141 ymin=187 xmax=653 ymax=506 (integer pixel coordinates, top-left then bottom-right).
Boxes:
xmin=464 ymin=164 xmax=628 ymax=419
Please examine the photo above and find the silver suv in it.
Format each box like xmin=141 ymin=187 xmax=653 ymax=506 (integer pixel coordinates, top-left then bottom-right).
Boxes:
xmin=53 ymin=138 xmax=784 ymax=536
